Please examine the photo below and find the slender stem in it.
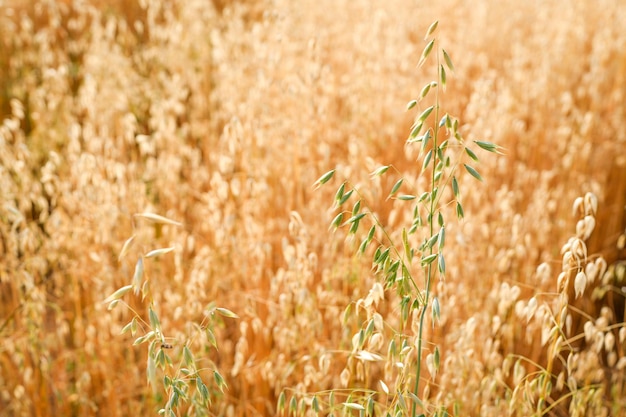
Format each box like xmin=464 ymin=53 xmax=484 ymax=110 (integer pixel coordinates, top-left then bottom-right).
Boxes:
xmin=411 ymin=39 xmax=441 ymax=417
xmin=352 ymin=185 xmax=421 ymax=293
xmin=412 ymin=265 xmax=431 ymax=416
xmin=539 ymin=294 xmax=567 ymax=412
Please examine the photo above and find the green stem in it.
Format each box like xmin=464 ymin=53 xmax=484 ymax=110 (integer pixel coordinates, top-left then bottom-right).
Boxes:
xmin=411 ymin=42 xmax=441 ymax=416
xmin=412 ymin=264 xmax=431 ymax=416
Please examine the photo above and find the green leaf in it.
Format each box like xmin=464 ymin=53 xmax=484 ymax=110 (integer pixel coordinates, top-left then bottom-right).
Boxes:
xmin=417 ymin=105 xmax=434 ymax=123
xmin=387 ymin=339 xmax=397 ymax=358
xmin=452 ymin=176 xmax=459 ymax=197
xmin=338 ymin=189 xmax=354 ymax=205
xmin=145 ymin=247 xmax=175 ymax=258
xmin=141 ymin=279 xmax=150 ymax=300
xmin=407 ymin=391 xmax=422 ymax=408
xmin=418 ymin=191 xmax=430 ymax=203
xmin=406 ymin=100 xmax=418 ymax=110
xmin=133 ymin=330 xmax=156 ymax=346
xmin=401 ymin=298 xmax=410 ymax=322
xmin=216 ymin=307 xmax=239 ymax=319
xmin=409 ymin=121 xmax=424 ymax=139
xmin=312 ymin=395 xmax=320 ymax=412
xmin=436 ymin=147 xmax=445 ymax=165
xmin=163 ymin=352 xmax=174 ymax=367
xmin=351 ymin=200 xmax=361 ymax=216
xmin=465 ymin=147 xmax=479 ymax=162
xmin=367 ymin=225 xmax=376 ymax=242
xmin=156 ymin=348 xmax=167 ymax=369
xmin=106 ymin=299 xmax=117 ymax=310
xmin=398 ymin=392 xmax=410 ymax=411
xmin=149 ymin=307 xmax=160 ymax=331
xmin=343 ymin=402 xmax=365 ymax=411
xmin=121 ymin=321 xmax=134 ymax=335
xmin=367 ymin=397 xmax=375 ymax=414
xmin=456 ymin=202 xmax=464 ymax=219
xmin=277 ymin=391 xmax=286 ymax=413
xmin=196 ymin=377 xmax=209 ymax=401
xmin=432 ymin=297 xmax=441 ymax=323
xmin=424 ymin=20 xmax=438 ymax=39
xmin=289 ymin=396 xmax=298 ymax=413
xmin=349 ymin=218 xmax=360 ymax=234
xmin=438 ymin=227 xmax=446 ymax=250
xmin=342 ymin=304 xmax=352 ymax=325
xmin=464 ymin=164 xmax=483 ymax=181
xmin=315 ymin=169 xmax=335 ymax=187
xmin=421 ymin=253 xmax=438 ymax=265
xmin=147 ymin=350 xmax=157 ymax=388
xmin=421 ymin=130 xmax=432 ymax=151
xmin=377 ymin=247 xmax=391 ymax=264
xmin=132 ymin=257 xmax=144 ymax=295
xmin=205 ymin=328 xmax=218 ymax=349
xmin=330 ymin=212 xmax=344 ymax=229
xmin=474 ymin=140 xmax=502 ymax=153
xmin=118 ymin=235 xmax=136 ymax=262
xmin=419 ymin=83 xmax=432 ymax=99
xmin=365 ymin=318 xmax=376 ymax=337
xmin=373 ymin=246 xmax=382 ymax=263
xmin=397 ymin=195 xmax=416 ymax=201
xmin=214 ymin=370 xmax=228 ymax=393
xmin=104 ymin=284 xmax=133 ymax=303
xmin=435 ymin=164 xmax=444 ymax=178
xmin=419 ymin=39 xmax=435 ymax=66
xmin=425 ymin=233 xmax=439 ymax=250
xmin=371 ymin=165 xmax=390 ymax=177
xmin=345 ymin=212 xmax=366 ymax=225
xmin=183 ymin=345 xmax=194 ymax=368
xmin=431 ymin=187 xmax=439 ymax=202
xmin=170 ymin=389 xmax=181 ymax=408
xmin=389 ymin=260 xmax=401 ymax=276
xmin=440 ymin=65 xmax=446 ymax=89
xmin=442 ymin=49 xmax=454 ymax=71
xmin=358 ymin=238 xmax=369 ymax=255
xmin=389 ymin=178 xmax=403 ymax=198
xmin=422 ymin=149 xmax=433 ymax=172
xmin=334 ymin=182 xmax=346 ymax=202
xmin=438 ymin=252 xmax=446 ymax=274
xmin=402 ymin=228 xmax=410 ymax=260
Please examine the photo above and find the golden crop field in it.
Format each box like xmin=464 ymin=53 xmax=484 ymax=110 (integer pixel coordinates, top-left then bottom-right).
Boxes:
xmin=1 ymin=0 xmax=625 ymax=416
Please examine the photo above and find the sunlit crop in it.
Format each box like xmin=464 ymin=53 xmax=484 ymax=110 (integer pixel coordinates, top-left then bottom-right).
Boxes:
xmin=1 ymin=1 xmax=625 ymax=416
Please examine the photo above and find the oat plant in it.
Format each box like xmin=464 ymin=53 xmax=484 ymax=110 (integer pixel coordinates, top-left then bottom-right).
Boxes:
xmin=105 ymin=213 xmax=236 ymax=417
xmin=311 ymin=21 xmax=502 ymax=416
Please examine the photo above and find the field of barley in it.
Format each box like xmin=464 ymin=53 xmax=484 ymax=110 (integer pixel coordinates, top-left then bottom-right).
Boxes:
xmin=1 ymin=0 xmax=625 ymax=416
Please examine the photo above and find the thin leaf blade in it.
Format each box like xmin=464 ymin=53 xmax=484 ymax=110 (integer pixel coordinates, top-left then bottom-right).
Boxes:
xmin=464 ymin=164 xmax=483 ymax=182
xmin=134 ymin=213 xmax=182 ymax=227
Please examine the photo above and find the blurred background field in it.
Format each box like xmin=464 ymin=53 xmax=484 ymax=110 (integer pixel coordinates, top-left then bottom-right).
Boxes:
xmin=0 ymin=0 xmax=625 ymax=416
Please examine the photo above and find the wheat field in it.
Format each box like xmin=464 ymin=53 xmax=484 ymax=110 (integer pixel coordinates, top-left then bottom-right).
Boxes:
xmin=1 ymin=0 xmax=625 ymax=416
